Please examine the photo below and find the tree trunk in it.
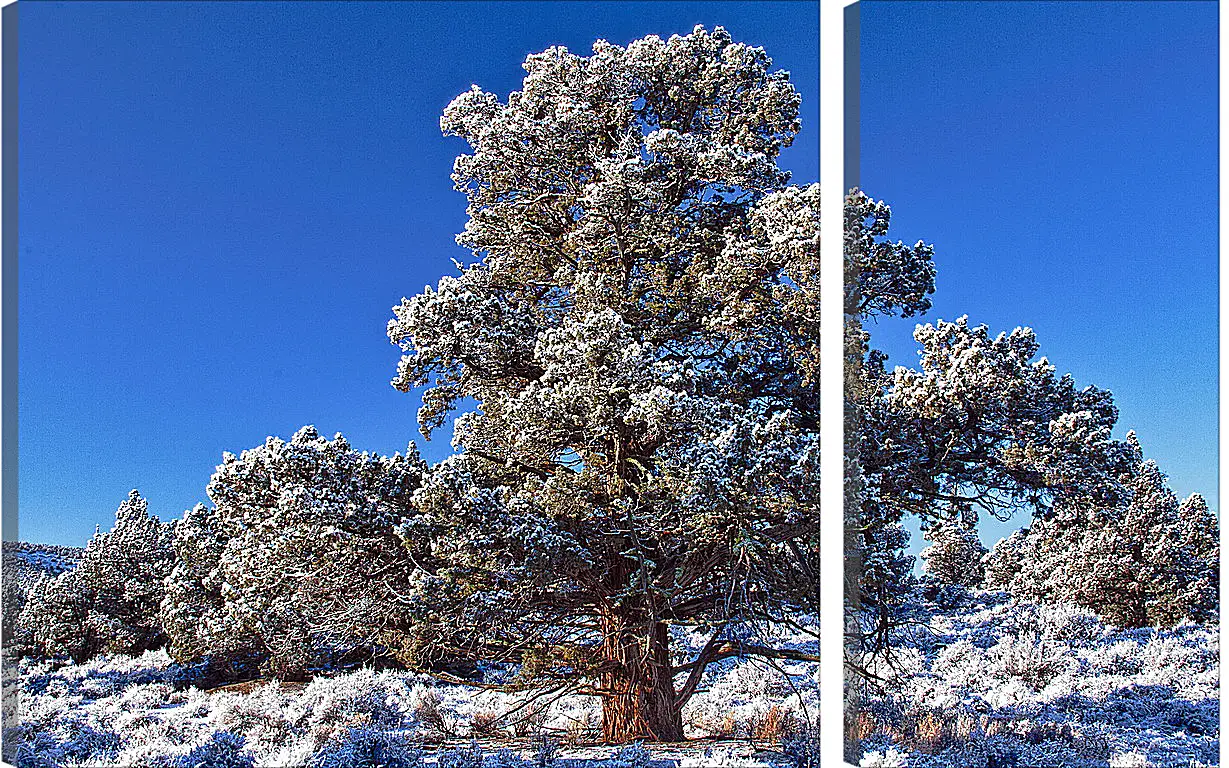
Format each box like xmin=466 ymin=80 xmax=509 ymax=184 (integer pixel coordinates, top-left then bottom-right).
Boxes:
xmin=599 ymin=614 xmax=685 ymax=743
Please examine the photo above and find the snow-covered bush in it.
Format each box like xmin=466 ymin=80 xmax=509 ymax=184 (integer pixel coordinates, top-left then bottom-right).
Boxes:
xmin=171 ymin=731 xmax=253 ymax=768
xmin=437 ymin=740 xmax=484 ymax=768
xmin=606 ymin=742 xmax=651 ymax=768
xmin=859 ymin=748 xmax=908 ymax=768
xmin=311 ymin=726 xmax=422 ymax=768
xmin=161 ymin=426 xmax=426 ymax=680
xmin=781 ymin=725 xmax=819 ymax=768
xmin=1108 ymin=751 xmax=1152 ymax=768
xmin=485 ymin=748 xmax=531 ymax=768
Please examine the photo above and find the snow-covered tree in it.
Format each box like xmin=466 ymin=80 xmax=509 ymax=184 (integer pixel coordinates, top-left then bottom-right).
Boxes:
xmin=385 ymin=27 xmax=818 ymax=742
xmin=982 ymin=528 xmax=1029 ymax=591
xmin=843 ymin=189 xmax=1190 ymax=659
xmin=1002 ymin=436 xmax=1218 ymax=628
xmin=161 ymin=427 xmax=426 ymax=680
xmin=18 ymin=490 xmax=175 ymax=662
xmin=2 ymin=542 xmax=81 ymax=649
xmin=919 ymin=517 xmax=986 ymax=589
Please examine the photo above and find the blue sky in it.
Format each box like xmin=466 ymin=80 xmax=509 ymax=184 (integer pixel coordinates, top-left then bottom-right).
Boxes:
xmin=858 ymin=1 xmax=1218 ymax=553
xmin=18 ymin=1 xmax=818 ymax=546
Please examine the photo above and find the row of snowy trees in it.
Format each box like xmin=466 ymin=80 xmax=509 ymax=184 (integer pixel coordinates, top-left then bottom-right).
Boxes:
xmin=12 ymin=429 xmax=428 ymax=675
xmin=920 ymin=437 xmax=1219 ymax=630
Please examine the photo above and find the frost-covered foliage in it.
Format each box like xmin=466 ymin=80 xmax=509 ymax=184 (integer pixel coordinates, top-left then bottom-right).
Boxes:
xmin=859 ymin=749 xmax=908 ymax=768
xmin=842 ymin=187 xmax=1219 ymax=761
xmin=981 ymin=529 xmax=1028 ymax=592
xmin=171 ymin=731 xmax=253 ymax=768
xmin=2 ymin=542 xmax=82 ymax=647
xmin=996 ymin=438 xmax=1219 ymax=628
xmin=384 ymin=26 xmax=818 ymax=742
xmin=161 ymin=426 xmax=426 ymax=681
xmin=849 ymin=592 xmax=1218 ymax=768
xmin=918 ymin=518 xmax=985 ymax=589
xmin=15 ymin=492 xmax=174 ymax=662
xmin=311 ymin=726 xmax=422 ymax=768
xmin=2 ymin=648 xmax=806 ymax=767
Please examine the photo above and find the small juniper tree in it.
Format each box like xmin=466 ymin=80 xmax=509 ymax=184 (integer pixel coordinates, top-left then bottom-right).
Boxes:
xmin=919 ymin=517 xmax=986 ymax=589
xmin=982 ymin=528 xmax=1030 ymax=592
xmin=19 ymin=490 xmax=174 ymax=662
xmin=161 ymin=427 xmax=426 ymax=680
xmin=386 ymin=26 xmax=818 ymax=742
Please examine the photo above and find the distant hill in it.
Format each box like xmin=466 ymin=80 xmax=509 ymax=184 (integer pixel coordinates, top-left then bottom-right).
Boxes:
xmin=4 ymin=540 xmax=83 ymax=581
xmin=3 ymin=541 xmax=84 ymax=641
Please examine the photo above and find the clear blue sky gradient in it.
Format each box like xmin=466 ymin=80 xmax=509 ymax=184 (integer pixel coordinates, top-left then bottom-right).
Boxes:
xmin=858 ymin=1 xmax=1218 ymax=554
xmin=18 ymin=1 xmax=819 ymax=546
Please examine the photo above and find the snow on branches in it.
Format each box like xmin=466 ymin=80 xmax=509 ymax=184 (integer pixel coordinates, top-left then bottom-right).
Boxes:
xmin=385 ymin=26 xmax=818 ymax=742
xmin=18 ymin=491 xmax=174 ymax=662
xmin=161 ymin=427 xmax=426 ymax=681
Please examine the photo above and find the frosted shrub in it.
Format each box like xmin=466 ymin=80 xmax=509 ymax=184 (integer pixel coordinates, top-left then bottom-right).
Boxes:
xmin=291 ymin=670 xmax=411 ymax=745
xmin=207 ymin=685 xmax=296 ymax=753
xmin=532 ymin=732 xmax=560 ymax=767
xmin=4 ymin=719 xmax=123 ymax=768
xmin=1034 ymin=603 xmax=1104 ymax=645
xmin=781 ymin=724 xmax=820 ymax=768
xmin=931 ymin=640 xmax=988 ymax=691
xmin=408 ymin=685 xmax=461 ymax=740
xmin=311 ymin=726 xmax=423 ymax=768
xmin=170 ymin=731 xmax=253 ymax=768
xmin=3 ymin=727 xmax=65 ymax=768
xmin=437 ymin=740 xmax=483 ymax=768
xmin=485 ymin=748 xmax=531 ymax=768
xmin=684 ymin=660 xmax=813 ymax=739
xmin=859 ymin=748 xmax=908 ymax=767
xmin=991 ymin=631 xmax=1068 ymax=689
xmin=606 ymin=742 xmax=651 ymax=768
xmin=677 ymin=747 xmax=763 ymax=768
xmin=1108 ymin=751 xmax=1152 ymax=768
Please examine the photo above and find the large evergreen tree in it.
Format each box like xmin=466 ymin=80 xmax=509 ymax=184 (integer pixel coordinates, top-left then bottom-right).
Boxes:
xmin=385 ymin=26 xmax=819 ymax=742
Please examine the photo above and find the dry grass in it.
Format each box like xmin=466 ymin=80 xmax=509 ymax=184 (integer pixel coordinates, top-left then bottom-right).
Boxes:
xmin=470 ymin=709 xmax=506 ymax=738
xmin=748 ymin=705 xmax=800 ymax=743
xmin=413 ymin=689 xmax=458 ymax=741
xmin=510 ymin=706 xmax=550 ymax=738
xmin=564 ymin=709 xmax=601 ymax=746
xmin=849 ymin=707 xmax=1090 ymax=756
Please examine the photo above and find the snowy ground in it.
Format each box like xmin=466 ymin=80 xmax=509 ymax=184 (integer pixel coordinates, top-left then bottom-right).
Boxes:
xmin=850 ymin=591 xmax=1219 ymax=767
xmin=1 ymin=625 xmax=817 ymax=768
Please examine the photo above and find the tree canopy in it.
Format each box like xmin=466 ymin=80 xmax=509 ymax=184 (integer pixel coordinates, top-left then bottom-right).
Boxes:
xmin=385 ymin=25 xmax=819 ymax=742
xmin=161 ymin=426 xmax=425 ymax=681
